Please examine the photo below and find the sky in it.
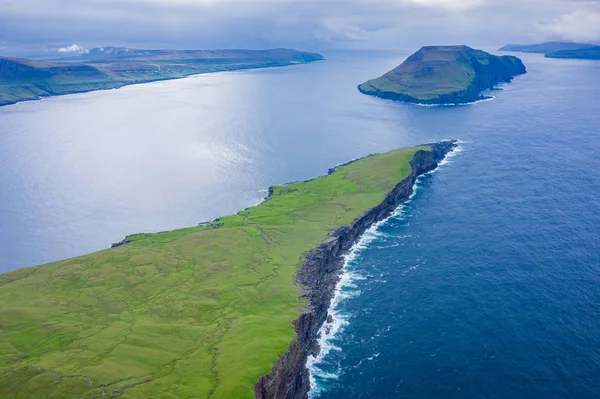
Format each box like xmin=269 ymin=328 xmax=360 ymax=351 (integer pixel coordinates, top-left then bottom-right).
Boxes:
xmin=1 ymin=0 xmax=600 ymax=57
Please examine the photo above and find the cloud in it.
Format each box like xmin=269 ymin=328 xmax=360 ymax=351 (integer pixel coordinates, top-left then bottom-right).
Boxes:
xmin=1 ymin=0 xmax=600 ymax=56
xmin=536 ymin=10 xmax=600 ymax=42
xmin=57 ymin=43 xmax=89 ymax=53
xmin=406 ymin=0 xmax=485 ymax=11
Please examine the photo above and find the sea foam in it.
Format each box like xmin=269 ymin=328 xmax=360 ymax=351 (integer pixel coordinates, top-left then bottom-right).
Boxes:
xmin=306 ymin=143 xmax=460 ymax=398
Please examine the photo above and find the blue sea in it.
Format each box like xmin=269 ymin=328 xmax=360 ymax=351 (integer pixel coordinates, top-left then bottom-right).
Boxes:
xmin=1 ymin=50 xmax=599 ymax=398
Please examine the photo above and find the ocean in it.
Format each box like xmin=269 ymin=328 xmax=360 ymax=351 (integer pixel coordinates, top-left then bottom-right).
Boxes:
xmin=1 ymin=50 xmax=599 ymax=398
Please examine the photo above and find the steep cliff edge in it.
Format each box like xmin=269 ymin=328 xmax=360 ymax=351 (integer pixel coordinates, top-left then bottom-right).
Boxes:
xmin=358 ymin=46 xmax=526 ymax=105
xmin=254 ymin=140 xmax=457 ymax=399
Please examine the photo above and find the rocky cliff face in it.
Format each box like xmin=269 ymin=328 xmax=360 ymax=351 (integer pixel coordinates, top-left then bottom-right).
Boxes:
xmin=254 ymin=140 xmax=458 ymax=399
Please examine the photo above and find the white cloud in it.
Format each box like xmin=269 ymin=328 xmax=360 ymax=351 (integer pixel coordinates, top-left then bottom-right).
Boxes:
xmin=57 ymin=43 xmax=89 ymax=53
xmin=407 ymin=0 xmax=485 ymax=11
xmin=317 ymin=20 xmax=370 ymax=42
xmin=2 ymin=0 xmax=600 ymax=54
xmin=536 ymin=10 xmax=600 ymax=42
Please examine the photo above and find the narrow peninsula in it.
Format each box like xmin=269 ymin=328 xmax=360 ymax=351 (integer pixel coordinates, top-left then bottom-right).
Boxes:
xmin=358 ymin=45 xmax=526 ymax=105
xmin=0 ymin=47 xmax=323 ymax=107
xmin=0 ymin=141 xmax=456 ymax=399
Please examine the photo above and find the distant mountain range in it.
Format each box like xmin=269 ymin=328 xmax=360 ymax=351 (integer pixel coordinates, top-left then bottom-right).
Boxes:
xmin=499 ymin=42 xmax=600 ymax=60
xmin=0 ymin=47 xmax=324 ymax=107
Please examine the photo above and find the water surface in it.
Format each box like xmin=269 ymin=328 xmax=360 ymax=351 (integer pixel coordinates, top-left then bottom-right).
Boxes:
xmin=1 ymin=50 xmax=599 ymax=398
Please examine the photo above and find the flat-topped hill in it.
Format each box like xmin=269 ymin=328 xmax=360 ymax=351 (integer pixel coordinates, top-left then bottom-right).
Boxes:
xmin=358 ymin=45 xmax=526 ymax=105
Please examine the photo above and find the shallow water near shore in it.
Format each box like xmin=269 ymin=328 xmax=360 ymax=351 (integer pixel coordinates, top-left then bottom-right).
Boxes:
xmin=1 ymin=50 xmax=600 ymax=398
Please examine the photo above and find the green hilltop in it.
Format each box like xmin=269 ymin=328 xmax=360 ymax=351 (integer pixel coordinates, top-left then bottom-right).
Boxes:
xmin=0 ymin=145 xmax=432 ymax=398
xmin=358 ymin=45 xmax=526 ymax=105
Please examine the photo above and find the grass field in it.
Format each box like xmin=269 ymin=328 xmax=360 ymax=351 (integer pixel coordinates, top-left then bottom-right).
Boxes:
xmin=0 ymin=145 xmax=427 ymax=398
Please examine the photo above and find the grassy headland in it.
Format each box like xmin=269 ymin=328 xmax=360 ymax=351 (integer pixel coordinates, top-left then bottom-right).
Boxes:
xmin=0 ymin=48 xmax=323 ymax=107
xmin=358 ymin=45 xmax=526 ymax=105
xmin=0 ymin=144 xmax=437 ymax=398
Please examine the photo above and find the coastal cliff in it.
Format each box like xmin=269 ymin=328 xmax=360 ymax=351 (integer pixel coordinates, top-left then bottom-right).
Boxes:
xmin=254 ymin=140 xmax=457 ymax=399
xmin=358 ymin=46 xmax=526 ymax=105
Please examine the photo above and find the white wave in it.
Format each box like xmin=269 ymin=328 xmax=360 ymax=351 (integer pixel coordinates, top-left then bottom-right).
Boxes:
xmin=437 ymin=141 xmax=463 ymax=167
xmin=306 ymin=219 xmax=388 ymax=397
xmin=306 ymin=145 xmax=458 ymax=398
xmin=352 ymin=352 xmax=381 ymax=369
xmin=411 ymin=96 xmax=495 ymax=107
xmin=306 ymin=147 xmax=454 ymax=395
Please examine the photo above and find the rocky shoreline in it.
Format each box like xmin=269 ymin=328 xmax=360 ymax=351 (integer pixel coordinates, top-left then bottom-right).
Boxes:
xmin=254 ymin=140 xmax=458 ymax=399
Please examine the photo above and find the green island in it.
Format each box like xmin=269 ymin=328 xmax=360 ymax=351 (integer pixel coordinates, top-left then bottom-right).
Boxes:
xmin=358 ymin=45 xmax=526 ymax=105
xmin=0 ymin=47 xmax=323 ymax=107
xmin=0 ymin=143 xmax=455 ymax=398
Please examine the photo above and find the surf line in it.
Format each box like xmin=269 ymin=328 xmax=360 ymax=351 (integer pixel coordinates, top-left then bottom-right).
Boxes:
xmin=306 ymin=143 xmax=461 ymax=398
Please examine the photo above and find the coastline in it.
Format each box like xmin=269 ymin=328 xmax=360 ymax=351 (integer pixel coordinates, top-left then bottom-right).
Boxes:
xmin=0 ymin=59 xmax=324 ymax=108
xmin=254 ymin=140 xmax=458 ymax=399
xmin=307 ymin=143 xmax=461 ymax=396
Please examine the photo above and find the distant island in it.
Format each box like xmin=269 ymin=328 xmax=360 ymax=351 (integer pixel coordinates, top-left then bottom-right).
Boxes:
xmin=499 ymin=41 xmax=600 ymax=60
xmin=358 ymin=45 xmax=526 ymax=105
xmin=545 ymin=46 xmax=600 ymax=60
xmin=499 ymin=41 xmax=596 ymax=54
xmin=0 ymin=47 xmax=323 ymax=107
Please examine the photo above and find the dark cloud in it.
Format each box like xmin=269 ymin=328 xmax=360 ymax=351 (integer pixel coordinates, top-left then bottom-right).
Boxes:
xmin=1 ymin=0 xmax=599 ymax=57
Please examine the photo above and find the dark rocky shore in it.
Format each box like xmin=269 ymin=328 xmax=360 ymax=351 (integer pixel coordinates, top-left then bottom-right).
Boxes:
xmin=254 ymin=140 xmax=458 ymax=399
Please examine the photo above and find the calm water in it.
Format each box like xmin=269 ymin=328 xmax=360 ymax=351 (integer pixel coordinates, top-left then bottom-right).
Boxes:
xmin=1 ymin=50 xmax=600 ymax=398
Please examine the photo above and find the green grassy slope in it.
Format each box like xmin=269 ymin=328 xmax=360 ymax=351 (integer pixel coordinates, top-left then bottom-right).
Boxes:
xmin=358 ymin=45 xmax=526 ymax=104
xmin=0 ymin=145 xmax=427 ymax=398
xmin=0 ymin=49 xmax=323 ymax=107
